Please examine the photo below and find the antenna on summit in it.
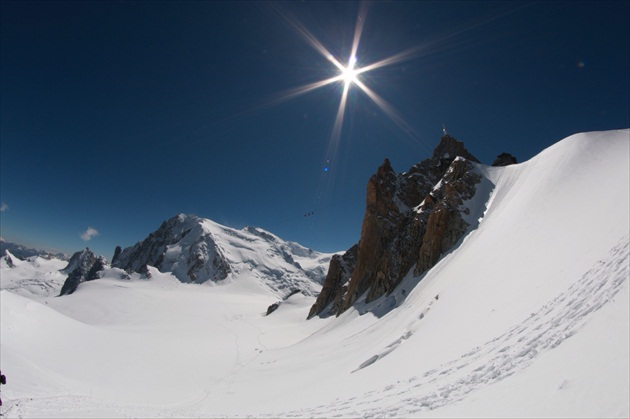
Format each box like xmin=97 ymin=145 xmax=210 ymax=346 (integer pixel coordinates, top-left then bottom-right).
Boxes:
xmin=442 ymin=123 xmax=448 ymax=136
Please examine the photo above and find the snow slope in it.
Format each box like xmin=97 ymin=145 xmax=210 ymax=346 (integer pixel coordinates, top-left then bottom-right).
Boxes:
xmin=1 ymin=130 xmax=628 ymax=418
xmin=200 ymin=221 xmax=333 ymax=296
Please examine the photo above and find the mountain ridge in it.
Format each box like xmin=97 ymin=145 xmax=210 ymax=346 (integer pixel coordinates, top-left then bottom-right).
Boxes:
xmin=110 ymin=214 xmax=332 ymax=297
xmin=0 ymin=237 xmax=70 ymax=261
xmin=309 ymin=133 xmax=496 ymax=318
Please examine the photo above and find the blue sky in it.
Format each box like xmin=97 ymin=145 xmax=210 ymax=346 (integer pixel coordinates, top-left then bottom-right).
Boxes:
xmin=1 ymin=1 xmax=628 ymax=259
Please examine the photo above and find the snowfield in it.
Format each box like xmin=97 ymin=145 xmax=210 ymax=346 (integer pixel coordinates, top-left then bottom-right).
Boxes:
xmin=1 ymin=130 xmax=629 ymax=418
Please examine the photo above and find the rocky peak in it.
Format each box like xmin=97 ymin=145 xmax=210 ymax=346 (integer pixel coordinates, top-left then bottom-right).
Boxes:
xmin=309 ymin=134 xmax=484 ymax=318
xmin=59 ymin=248 xmax=106 ymax=296
xmin=492 ymin=152 xmax=518 ymax=167
xmin=61 ymin=248 xmax=98 ymax=275
xmin=109 ymin=214 xmax=330 ymax=296
xmin=432 ymin=134 xmax=480 ymax=163
xmin=367 ymin=158 xmax=402 ymax=219
xmin=377 ymin=158 xmax=394 ymax=176
xmin=111 ymin=214 xmax=231 ymax=284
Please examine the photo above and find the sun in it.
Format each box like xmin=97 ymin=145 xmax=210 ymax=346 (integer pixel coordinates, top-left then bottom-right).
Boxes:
xmin=341 ymin=56 xmax=359 ymax=86
xmin=267 ymin=2 xmax=424 ymax=164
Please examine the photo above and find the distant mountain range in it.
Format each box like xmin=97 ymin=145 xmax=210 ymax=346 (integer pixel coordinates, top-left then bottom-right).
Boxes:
xmin=0 ymin=237 xmax=70 ymax=261
xmin=52 ymin=214 xmax=334 ymax=298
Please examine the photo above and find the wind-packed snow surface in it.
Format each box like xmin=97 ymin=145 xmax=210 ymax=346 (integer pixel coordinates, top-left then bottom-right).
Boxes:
xmin=1 ymin=130 xmax=629 ymax=418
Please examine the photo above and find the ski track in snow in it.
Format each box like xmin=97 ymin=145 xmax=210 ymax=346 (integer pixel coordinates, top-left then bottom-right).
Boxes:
xmin=272 ymin=236 xmax=629 ymax=418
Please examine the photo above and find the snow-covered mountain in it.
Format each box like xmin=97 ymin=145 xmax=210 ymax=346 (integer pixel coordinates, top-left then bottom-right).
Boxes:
xmin=59 ymin=248 xmax=107 ymax=296
xmin=0 ymin=237 xmax=69 ymax=261
xmin=0 ymin=250 xmax=68 ymax=298
xmin=111 ymin=214 xmax=333 ymax=297
xmin=0 ymin=130 xmax=628 ymax=418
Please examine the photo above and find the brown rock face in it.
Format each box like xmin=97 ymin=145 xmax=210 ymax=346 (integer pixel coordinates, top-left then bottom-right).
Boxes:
xmin=308 ymin=134 xmax=483 ymax=318
xmin=415 ymin=158 xmax=482 ymax=274
xmin=307 ymin=244 xmax=358 ymax=319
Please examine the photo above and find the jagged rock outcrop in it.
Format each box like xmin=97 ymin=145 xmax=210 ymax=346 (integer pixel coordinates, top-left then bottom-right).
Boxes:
xmin=59 ymin=248 xmax=106 ymax=296
xmin=307 ymin=244 xmax=358 ymax=319
xmin=492 ymin=152 xmax=518 ymax=167
xmin=414 ymin=158 xmax=482 ymax=275
xmin=61 ymin=248 xmax=97 ymax=276
xmin=266 ymin=303 xmax=280 ymax=316
xmin=112 ymin=245 xmax=122 ymax=264
xmin=86 ymin=256 xmax=107 ymax=281
xmin=309 ymin=134 xmax=484 ymax=318
xmin=4 ymin=252 xmax=15 ymax=268
xmin=267 ymin=289 xmax=303 ymax=316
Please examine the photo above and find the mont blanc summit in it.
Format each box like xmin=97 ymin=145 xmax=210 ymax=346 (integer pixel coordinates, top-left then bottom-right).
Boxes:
xmin=111 ymin=213 xmax=331 ymax=296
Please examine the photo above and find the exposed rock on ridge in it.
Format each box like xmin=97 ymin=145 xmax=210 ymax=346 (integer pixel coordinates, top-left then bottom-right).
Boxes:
xmin=307 ymin=244 xmax=358 ymax=318
xmin=432 ymin=134 xmax=480 ymax=162
xmin=110 ymin=214 xmax=331 ymax=296
xmin=492 ymin=152 xmax=518 ymax=167
xmin=111 ymin=214 xmax=231 ymax=284
xmin=414 ymin=158 xmax=482 ymax=275
xmin=59 ymin=248 xmax=106 ymax=296
xmin=309 ymin=134 xmax=484 ymax=318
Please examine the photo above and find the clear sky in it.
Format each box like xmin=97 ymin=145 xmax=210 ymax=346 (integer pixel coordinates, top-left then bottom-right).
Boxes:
xmin=1 ymin=1 xmax=629 ymax=260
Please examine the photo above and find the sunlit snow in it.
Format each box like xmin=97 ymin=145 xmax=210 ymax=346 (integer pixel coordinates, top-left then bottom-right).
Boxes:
xmin=1 ymin=130 xmax=628 ymax=418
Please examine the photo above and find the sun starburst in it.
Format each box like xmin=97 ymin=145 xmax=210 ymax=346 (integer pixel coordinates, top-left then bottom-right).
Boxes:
xmin=259 ymin=1 xmax=456 ymax=175
xmin=268 ymin=3 xmax=424 ymax=156
xmin=259 ymin=1 xmax=523 ymax=170
xmin=341 ymin=56 xmax=359 ymax=86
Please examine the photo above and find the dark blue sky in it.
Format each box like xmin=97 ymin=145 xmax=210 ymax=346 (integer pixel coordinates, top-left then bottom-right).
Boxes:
xmin=1 ymin=1 xmax=629 ymax=259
